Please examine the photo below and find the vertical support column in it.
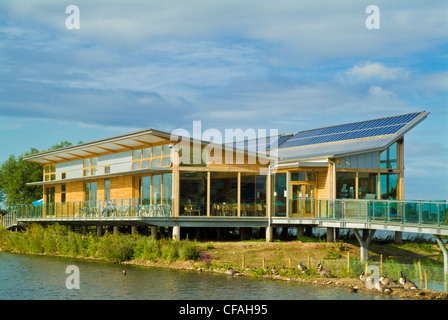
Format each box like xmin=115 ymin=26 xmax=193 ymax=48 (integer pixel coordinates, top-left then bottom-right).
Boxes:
xmin=96 ymin=225 xmax=103 ymax=237
xmin=327 ymin=227 xmax=335 ymax=242
xmin=395 ymin=231 xmax=402 ymax=244
xmin=297 ymin=226 xmax=304 ymax=239
xmin=131 ymin=226 xmax=138 ymax=235
xmin=151 ymin=226 xmax=158 ymax=239
xmin=172 ymin=225 xmax=180 ymax=241
xmin=266 ymin=226 xmax=274 ymax=242
xmin=353 ymin=228 xmax=376 ymax=262
xmin=113 ymin=225 xmax=120 ymax=235
xmin=434 ymin=234 xmax=448 ymax=277
xmin=82 ymin=225 xmax=88 ymax=236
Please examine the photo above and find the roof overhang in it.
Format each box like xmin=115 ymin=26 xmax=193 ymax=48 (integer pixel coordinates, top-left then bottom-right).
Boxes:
xmin=23 ymin=128 xmax=173 ymax=165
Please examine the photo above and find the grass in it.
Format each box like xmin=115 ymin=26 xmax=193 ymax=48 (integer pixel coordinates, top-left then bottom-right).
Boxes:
xmin=0 ymin=224 xmax=200 ymax=264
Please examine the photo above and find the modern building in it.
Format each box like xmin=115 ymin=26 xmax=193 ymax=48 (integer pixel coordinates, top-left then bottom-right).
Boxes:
xmin=21 ymin=111 xmax=429 ymax=240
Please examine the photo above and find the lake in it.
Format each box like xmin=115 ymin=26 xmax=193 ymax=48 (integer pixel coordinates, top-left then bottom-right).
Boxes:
xmin=0 ymin=252 xmax=395 ymax=300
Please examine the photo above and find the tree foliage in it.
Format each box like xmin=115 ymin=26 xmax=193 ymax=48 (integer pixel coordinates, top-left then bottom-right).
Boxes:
xmin=0 ymin=140 xmax=73 ymax=207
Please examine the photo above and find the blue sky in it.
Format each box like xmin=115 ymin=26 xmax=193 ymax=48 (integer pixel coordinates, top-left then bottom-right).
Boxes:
xmin=0 ymin=0 xmax=447 ymax=200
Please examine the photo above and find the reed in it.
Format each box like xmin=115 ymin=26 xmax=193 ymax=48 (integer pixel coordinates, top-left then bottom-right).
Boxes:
xmin=0 ymin=224 xmax=200 ymax=264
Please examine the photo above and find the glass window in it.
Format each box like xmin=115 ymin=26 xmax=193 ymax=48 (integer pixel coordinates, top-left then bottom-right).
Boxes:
xmin=161 ymin=157 xmax=171 ymax=167
xmin=104 ymin=179 xmax=110 ymax=200
xmin=104 ymin=166 xmax=110 ymax=174
xmin=153 ymin=146 xmax=162 ymax=157
xmin=273 ymin=173 xmax=287 ymax=216
xmin=162 ymin=173 xmax=172 ymax=205
xmin=141 ymin=160 xmax=151 ymax=169
xmin=61 ymin=172 xmax=67 ymax=179
xmin=150 ymin=158 xmax=160 ymax=168
xmin=163 ymin=144 xmax=171 ymax=156
xmin=83 ymin=169 xmax=90 ymax=177
xmin=152 ymin=174 xmax=162 ymax=204
xmin=85 ymin=182 xmax=97 ymax=202
xmin=241 ymin=173 xmax=267 ymax=216
xmin=180 ymin=171 xmax=207 ymax=216
xmin=91 ymin=157 xmax=98 ymax=167
xmin=61 ymin=184 xmax=66 ymax=203
xmin=381 ymin=173 xmax=398 ymax=200
xmin=83 ymin=159 xmax=90 ymax=167
xmin=210 ymin=172 xmax=238 ymax=216
xmin=133 ymin=149 xmax=142 ymax=160
xmin=91 ymin=167 xmax=97 ymax=175
xmin=380 ymin=142 xmax=398 ymax=169
xmin=142 ymin=176 xmax=151 ymax=205
xmin=336 ymin=172 xmax=356 ymax=199
xmin=291 ymin=171 xmax=316 ymax=182
xmin=358 ymin=172 xmax=377 ymax=199
xmin=142 ymin=148 xmax=151 ymax=159
xmin=131 ymin=161 xmax=141 ymax=170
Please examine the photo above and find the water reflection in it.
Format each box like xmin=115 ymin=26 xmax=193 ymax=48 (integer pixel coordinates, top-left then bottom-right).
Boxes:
xmin=0 ymin=252 xmax=397 ymax=300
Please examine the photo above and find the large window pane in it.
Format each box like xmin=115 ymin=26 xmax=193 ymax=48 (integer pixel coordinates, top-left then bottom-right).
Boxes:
xmin=162 ymin=173 xmax=172 ymax=205
xmin=85 ymin=182 xmax=97 ymax=202
xmin=273 ymin=173 xmax=287 ymax=216
xmin=290 ymin=171 xmax=316 ymax=182
xmin=152 ymin=174 xmax=162 ymax=204
xmin=358 ymin=172 xmax=377 ymax=199
xmin=241 ymin=174 xmax=266 ymax=216
xmin=180 ymin=171 xmax=207 ymax=216
xmin=336 ymin=172 xmax=356 ymax=199
xmin=142 ymin=176 xmax=151 ymax=205
xmin=210 ymin=172 xmax=238 ymax=216
xmin=380 ymin=142 xmax=397 ymax=169
xmin=381 ymin=173 xmax=398 ymax=200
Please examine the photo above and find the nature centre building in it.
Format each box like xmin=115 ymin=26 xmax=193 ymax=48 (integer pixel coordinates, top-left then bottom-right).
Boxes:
xmin=21 ymin=111 xmax=428 ymax=241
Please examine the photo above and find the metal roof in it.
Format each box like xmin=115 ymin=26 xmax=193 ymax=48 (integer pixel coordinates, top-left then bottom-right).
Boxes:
xmin=23 ymin=111 xmax=428 ymax=165
xmin=276 ymin=111 xmax=428 ymax=161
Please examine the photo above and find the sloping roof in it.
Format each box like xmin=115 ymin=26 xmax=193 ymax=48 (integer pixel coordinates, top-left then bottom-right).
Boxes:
xmin=23 ymin=111 xmax=428 ymax=165
xmin=226 ymin=111 xmax=428 ymax=161
xmin=22 ymin=128 xmax=172 ymax=164
xmin=275 ymin=111 xmax=428 ymax=160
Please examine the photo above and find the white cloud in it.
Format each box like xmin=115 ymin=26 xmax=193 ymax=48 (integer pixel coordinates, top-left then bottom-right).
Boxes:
xmin=346 ymin=62 xmax=409 ymax=81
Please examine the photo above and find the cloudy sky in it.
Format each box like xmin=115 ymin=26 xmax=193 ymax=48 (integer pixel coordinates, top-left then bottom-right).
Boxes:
xmin=0 ymin=0 xmax=447 ymax=199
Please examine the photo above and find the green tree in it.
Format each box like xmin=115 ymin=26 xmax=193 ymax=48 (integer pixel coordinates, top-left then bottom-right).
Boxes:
xmin=0 ymin=141 xmax=73 ymax=207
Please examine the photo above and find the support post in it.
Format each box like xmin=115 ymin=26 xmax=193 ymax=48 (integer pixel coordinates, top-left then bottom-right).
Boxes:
xmin=327 ymin=227 xmax=334 ymax=242
xmin=395 ymin=231 xmax=402 ymax=244
xmin=434 ymin=234 xmax=448 ymax=277
xmin=96 ymin=225 xmax=103 ymax=237
xmin=172 ymin=225 xmax=180 ymax=241
xmin=266 ymin=226 xmax=274 ymax=242
xmin=113 ymin=226 xmax=120 ymax=235
xmin=131 ymin=226 xmax=138 ymax=235
xmin=353 ymin=228 xmax=376 ymax=262
xmin=151 ymin=226 xmax=158 ymax=239
xmin=82 ymin=225 xmax=88 ymax=236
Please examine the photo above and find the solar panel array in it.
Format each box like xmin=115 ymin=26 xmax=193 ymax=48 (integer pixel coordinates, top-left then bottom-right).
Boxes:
xmin=278 ymin=112 xmax=421 ymax=150
xmin=228 ymin=134 xmax=292 ymax=152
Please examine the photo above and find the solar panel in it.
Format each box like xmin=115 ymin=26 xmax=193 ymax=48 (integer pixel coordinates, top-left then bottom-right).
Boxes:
xmin=279 ymin=112 xmax=421 ymax=149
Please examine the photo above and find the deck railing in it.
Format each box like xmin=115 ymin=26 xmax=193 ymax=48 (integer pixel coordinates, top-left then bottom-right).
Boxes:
xmin=281 ymin=198 xmax=448 ymax=227
xmin=1 ymin=212 xmax=17 ymax=229
xmin=3 ymin=198 xmax=448 ymax=229
xmin=12 ymin=198 xmax=172 ymax=220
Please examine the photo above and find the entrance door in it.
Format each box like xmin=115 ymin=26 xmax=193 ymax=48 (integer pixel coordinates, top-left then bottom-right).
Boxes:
xmin=290 ymin=183 xmax=316 ymax=217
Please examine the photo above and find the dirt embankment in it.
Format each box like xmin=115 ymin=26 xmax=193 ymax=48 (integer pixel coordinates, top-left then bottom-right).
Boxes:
xmin=125 ymin=240 xmax=448 ymax=300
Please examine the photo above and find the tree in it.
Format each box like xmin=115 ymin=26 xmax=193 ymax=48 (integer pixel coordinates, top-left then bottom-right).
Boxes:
xmin=0 ymin=141 xmax=73 ymax=207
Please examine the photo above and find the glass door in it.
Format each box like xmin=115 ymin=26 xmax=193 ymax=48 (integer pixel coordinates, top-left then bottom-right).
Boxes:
xmin=290 ymin=183 xmax=316 ymax=217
